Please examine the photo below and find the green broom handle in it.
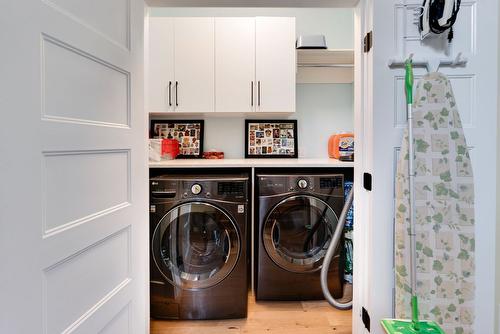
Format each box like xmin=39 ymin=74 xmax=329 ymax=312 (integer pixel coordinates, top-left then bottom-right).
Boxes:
xmin=405 ymin=58 xmax=419 ymax=330
xmin=405 ymin=60 xmax=414 ymax=105
xmin=411 ymin=295 xmax=419 ymax=330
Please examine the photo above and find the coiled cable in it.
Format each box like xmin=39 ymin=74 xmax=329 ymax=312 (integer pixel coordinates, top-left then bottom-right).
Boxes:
xmin=420 ymin=0 xmax=462 ymax=42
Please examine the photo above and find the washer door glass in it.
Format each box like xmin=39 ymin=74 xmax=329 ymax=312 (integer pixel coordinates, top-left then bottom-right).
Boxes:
xmin=152 ymin=202 xmax=240 ymax=290
xmin=263 ymin=195 xmax=338 ymax=273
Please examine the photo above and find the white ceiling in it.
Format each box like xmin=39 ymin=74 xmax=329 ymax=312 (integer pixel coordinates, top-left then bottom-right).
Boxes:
xmin=145 ymin=0 xmax=359 ymax=8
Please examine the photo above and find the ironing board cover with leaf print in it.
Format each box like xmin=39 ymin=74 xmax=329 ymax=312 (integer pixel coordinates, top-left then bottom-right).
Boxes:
xmin=395 ymin=72 xmax=475 ymax=333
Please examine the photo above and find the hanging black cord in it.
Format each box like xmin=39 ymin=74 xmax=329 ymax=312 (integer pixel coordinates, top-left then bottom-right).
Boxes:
xmin=428 ymin=0 xmax=462 ymax=42
xmin=419 ymin=0 xmax=428 ymax=34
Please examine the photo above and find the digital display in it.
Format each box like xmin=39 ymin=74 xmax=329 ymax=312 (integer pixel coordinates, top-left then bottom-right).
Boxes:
xmin=218 ymin=182 xmax=245 ymax=196
xmin=319 ymin=177 xmax=343 ymax=189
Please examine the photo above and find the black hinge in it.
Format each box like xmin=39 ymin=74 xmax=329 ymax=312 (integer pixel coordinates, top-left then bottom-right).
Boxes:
xmin=363 ymin=31 xmax=373 ymax=53
xmin=363 ymin=173 xmax=372 ymax=191
xmin=362 ymin=307 xmax=371 ymax=332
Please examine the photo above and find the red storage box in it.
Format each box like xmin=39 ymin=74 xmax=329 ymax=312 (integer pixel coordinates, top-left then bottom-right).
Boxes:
xmin=161 ymin=139 xmax=180 ymax=160
xmin=203 ymin=151 xmax=224 ymax=159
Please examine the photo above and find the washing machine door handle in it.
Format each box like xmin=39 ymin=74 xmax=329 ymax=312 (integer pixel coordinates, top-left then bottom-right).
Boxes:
xmin=270 ymin=220 xmax=280 ymax=246
xmin=223 ymin=229 xmax=231 ymax=263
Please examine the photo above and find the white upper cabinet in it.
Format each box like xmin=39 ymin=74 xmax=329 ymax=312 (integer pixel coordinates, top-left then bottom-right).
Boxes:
xmin=148 ymin=17 xmax=174 ymax=112
xmin=174 ymin=17 xmax=215 ymax=113
xmin=215 ymin=17 xmax=256 ymax=113
xmin=147 ymin=16 xmax=295 ymax=114
xmin=256 ymin=17 xmax=296 ymax=113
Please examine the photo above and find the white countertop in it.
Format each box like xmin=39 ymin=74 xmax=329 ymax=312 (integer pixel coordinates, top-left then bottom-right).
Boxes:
xmin=149 ymin=158 xmax=354 ymax=168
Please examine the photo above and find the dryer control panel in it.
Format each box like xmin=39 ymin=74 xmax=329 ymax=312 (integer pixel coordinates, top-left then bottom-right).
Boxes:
xmin=258 ymin=174 xmax=344 ymax=197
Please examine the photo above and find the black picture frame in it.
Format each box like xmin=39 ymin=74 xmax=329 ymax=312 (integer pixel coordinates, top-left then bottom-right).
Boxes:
xmin=245 ymin=119 xmax=298 ymax=158
xmin=150 ymin=119 xmax=204 ymax=159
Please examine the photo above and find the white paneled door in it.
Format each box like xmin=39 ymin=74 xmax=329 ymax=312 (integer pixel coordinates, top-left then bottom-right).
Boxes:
xmin=360 ymin=0 xmax=499 ymax=333
xmin=215 ymin=17 xmax=256 ymax=113
xmin=174 ymin=17 xmax=215 ymax=113
xmin=0 ymin=1 xmax=148 ymax=334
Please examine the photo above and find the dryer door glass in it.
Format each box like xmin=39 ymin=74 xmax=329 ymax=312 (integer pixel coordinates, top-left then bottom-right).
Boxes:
xmin=152 ymin=202 xmax=240 ymax=289
xmin=263 ymin=195 xmax=338 ymax=273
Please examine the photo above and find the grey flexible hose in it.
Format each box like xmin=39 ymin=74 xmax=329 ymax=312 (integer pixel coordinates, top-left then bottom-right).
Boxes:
xmin=320 ymin=188 xmax=354 ymax=310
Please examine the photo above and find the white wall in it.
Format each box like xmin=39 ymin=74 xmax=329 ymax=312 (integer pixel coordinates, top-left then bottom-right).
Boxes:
xmin=148 ymin=7 xmax=354 ymax=158
xmin=151 ymin=84 xmax=353 ymax=158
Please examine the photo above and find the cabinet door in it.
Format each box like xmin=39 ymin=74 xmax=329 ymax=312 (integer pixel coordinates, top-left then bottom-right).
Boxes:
xmin=148 ymin=17 xmax=174 ymax=112
xmin=256 ymin=17 xmax=296 ymax=113
xmin=215 ymin=18 xmax=255 ymax=113
xmin=174 ymin=17 xmax=215 ymax=113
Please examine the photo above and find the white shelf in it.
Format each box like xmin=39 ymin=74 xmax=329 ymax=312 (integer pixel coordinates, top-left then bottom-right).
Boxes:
xmin=148 ymin=111 xmax=295 ymax=117
xmin=149 ymin=158 xmax=353 ymax=168
xmin=296 ymin=49 xmax=354 ymax=84
xmin=297 ymin=49 xmax=354 ymax=65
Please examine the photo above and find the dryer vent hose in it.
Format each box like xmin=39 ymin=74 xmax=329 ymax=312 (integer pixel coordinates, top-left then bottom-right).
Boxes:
xmin=320 ymin=188 xmax=354 ymax=310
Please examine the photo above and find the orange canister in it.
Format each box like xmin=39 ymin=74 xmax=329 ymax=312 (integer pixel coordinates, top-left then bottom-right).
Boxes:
xmin=328 ymin=133 xmax=354 ymax=161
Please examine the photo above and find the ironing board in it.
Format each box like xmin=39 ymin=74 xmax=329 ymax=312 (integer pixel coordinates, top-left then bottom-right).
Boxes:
xmin=395 ymin=72 xmax=475 ymax=333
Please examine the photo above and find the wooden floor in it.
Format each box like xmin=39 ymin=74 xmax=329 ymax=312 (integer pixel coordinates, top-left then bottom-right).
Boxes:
xmin=151 ymin=285 xmax=352 ymax=334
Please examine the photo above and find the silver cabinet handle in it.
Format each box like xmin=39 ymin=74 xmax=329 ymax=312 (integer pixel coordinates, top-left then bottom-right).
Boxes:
xmin=175 ymin=81 xmax=178 ymax=107
xmin=251 ymin=81 xmax=254 ymax=106
xmin=258 ymin=81 xmax=261 ymax=106
xmin=168 ymin=81 xmax=172 ymax=106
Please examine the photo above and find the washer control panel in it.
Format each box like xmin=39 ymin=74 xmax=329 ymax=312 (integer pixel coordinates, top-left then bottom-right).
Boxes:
xmin=150 ymin=176 xmax=248 ymax=202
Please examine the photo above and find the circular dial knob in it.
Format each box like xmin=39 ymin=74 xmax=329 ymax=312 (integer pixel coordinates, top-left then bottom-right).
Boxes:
xmin=191 ymin=184 xmax=202 ymax=195
xmin=297 ymin=179 xmax=308 ymax=189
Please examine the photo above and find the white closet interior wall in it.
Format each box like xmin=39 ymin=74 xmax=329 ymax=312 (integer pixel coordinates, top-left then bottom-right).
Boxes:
xmin=148 ymin=7 xmax=354 ymax=158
